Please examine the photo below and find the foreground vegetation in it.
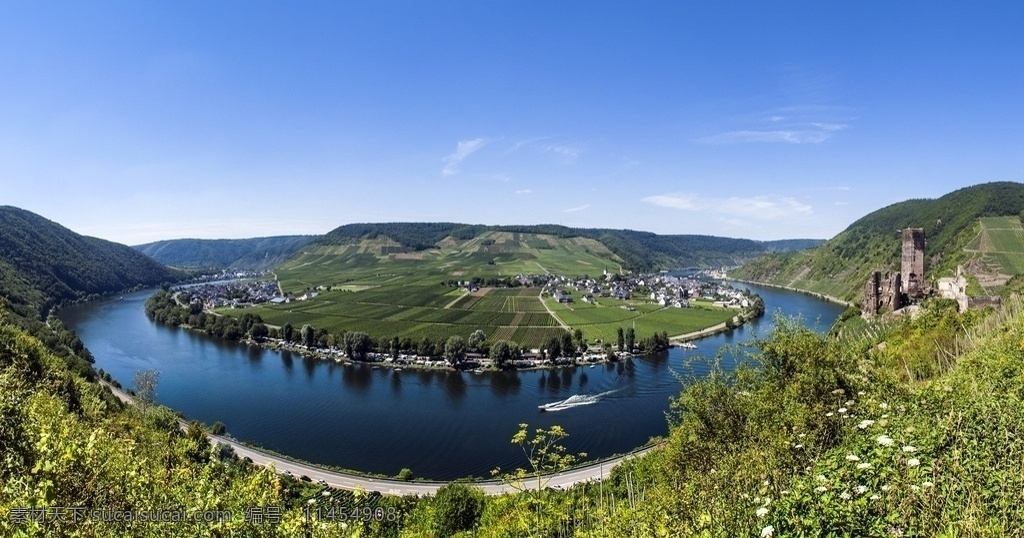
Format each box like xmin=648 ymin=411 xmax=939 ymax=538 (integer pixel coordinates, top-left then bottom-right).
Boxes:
xmin=8 ymin=281 xmax=1024 ymax=535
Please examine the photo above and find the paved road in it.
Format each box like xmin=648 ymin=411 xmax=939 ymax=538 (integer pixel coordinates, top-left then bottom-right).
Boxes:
xmin=101 ymin=380 xmax=660 ymax=496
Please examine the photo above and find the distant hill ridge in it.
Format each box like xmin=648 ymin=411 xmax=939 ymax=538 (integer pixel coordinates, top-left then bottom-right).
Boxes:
xmin=732 ymin=181 xmax=1024 ymax=301
xmin=134 ymin=236 xmax=315 ymax=271
xmin=0 ymin=206 xmax=181 ymax=317
xmin=317 ymin=222 xmax=822 ymax=271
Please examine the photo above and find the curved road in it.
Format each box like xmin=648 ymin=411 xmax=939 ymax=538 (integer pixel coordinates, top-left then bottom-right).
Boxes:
xmin=101 ymin=381 xmax=660 ymax=496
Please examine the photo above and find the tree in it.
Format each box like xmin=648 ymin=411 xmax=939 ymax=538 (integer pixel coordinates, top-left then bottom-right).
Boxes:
xmin=418 ymin=337 xmax=436 ymax=358
xmin=560 ymin=332 xmax=576 ymax=357
xmin=617 ymin=327 xmax=625 ymax=351
xmin=468 ymin=329 xmax=486 ymax=351
xmin=543 ymin=335 xmax=562 ymax=360
xmin=344 ymin=331 xmax=372 ymax=360
xmin=132 ymin=369 xmax=160 ymax=410
xmin=444 ymin=335 xmax=467 ymax=366
xmin=573 ymin=328 xmax=586 ymax=354
xmin=249 ymin=322 xmax=269 ymax=340
xmin=301 ymin=324 xmax=315 ymax=347
xmin=625 ymin=327 xmax=636 ymax=352
xmin=431 ymin=482 xmax=485 ymax=537
xmin=282 ymin=323 xmax=294 ymax=343
xmin=490 ymin=340 xmax=519 ymax=368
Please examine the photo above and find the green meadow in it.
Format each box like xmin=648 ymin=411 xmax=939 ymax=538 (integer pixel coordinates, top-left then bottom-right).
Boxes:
xmin=226 ymin=231 xmax=737 ymax=349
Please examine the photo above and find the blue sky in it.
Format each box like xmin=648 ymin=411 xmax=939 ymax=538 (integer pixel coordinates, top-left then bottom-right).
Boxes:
xmin=2 ymin=2 xmax=1022 ymax=244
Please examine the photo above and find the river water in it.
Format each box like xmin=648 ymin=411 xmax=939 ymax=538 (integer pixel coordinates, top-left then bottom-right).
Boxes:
xmin=59 ymin=281 xmax=845 ymax=480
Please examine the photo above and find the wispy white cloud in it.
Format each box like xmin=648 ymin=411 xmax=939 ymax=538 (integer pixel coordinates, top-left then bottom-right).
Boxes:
xmin=698 ymin=123 xmax=846 ymax=145
xmin=698 ymin=105 xmax=855 ymax=145
xmin=442 ymin=138 xmax=490 ymax=176
xmin=642 ymin=193 xmax=812 ymax=220
xmin=515 ymin=189 xmax=532 ymax=195
xmin=541 ymin=142 xmax=584 ymax=164
xmin=562 ymin=204 xmax=590 ymax=213
xmin=508 ymin=136 xmax=585 ymax=164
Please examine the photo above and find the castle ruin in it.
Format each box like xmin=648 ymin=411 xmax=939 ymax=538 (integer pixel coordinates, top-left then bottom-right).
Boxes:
xmin=862 ymin=227 xmax=925 ymax=316
xmin=901 ymin=228 xmax=925 ymax=299
xmin=862 ymin=271 xmax=903 ymax=315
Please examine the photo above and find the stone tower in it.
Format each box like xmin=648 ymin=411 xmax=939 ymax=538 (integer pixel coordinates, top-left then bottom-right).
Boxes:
xmin=901 ymin=228 xmax=925 ymax=299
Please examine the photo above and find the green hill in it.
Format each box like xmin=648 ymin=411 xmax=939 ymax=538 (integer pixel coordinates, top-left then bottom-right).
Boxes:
xmin=0 ymin=206 xmax=181 ymax=317
xmin=134 ymin=235 xmax=315 ymax=271
xmin=316 ymin=222 xmax=822 ymax=272
xmin=731 ymin=181 xmax=1024 ymax=302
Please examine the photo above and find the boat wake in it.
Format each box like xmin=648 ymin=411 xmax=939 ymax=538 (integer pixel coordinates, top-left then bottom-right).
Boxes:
xmin=538 ymin=389 xmax=621 ymax=412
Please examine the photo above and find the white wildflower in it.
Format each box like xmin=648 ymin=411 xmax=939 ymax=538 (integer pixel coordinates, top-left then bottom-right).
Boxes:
xmin=854 ymin=485 xmax=868 ymax=494
xmin=922 ymin=481 xmax=934 ymax=488
xmin=815 ymin=486 xmax=827 ymax=493
xmin=870 ymin=494 xmax=880 ymax=500
xmin=902 ymin=445 xmax=917 ymax=453
xmin=881 ymin=484 xmax=891 ymax=491
xmin=879 ymin=402 xmax=889 ymax=409
xmin=838 ymin=407 xmax=848 ymax=414
xmin=858 ymin=391 xmax=865 ymax=396
xmin=826 ymin=412 xmax=834 ymax=417
xmin=839 ymin=491 xmax=852 ymax=500
xmin=910 ymin=485 xmax=921 ymax=492
xmin=877 ymin=435 xmax=894 ymax=446
xmin=756 ymin=506 xmax=769 ymax=518
xmin=857 ymin=419 xmax=875 ymax=429
xmin=794 ymin=444 xmax=804 ymax=449
xmin=761 ymin=525 xmax=775 ymax=538
xmin=845 ymin=400 xmax=855 ymax=406
xmin=907 ymin=458 xmax=920 ymax=468
xmin=816 ymin=474 xmax=827 ymax=482
xmin=857 ymin=462 xmax=871 ymax=470
xmin=846 ymin=454 xmax=860 ymax=462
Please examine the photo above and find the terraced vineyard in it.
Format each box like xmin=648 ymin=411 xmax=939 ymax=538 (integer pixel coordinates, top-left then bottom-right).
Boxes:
xmin=225 ymin=229 xmax=737 ymax=350
xmin=964 ymin=216 xmax=1024 ymax=277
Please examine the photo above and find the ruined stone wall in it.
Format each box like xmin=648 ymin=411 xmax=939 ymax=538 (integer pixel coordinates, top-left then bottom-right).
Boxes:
xmin=901 ymin=228 xmax=925 ymax=298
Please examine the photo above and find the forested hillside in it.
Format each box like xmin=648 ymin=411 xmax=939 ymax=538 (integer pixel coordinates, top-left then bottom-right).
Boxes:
xmin=316 ymin=222 xmax=821 ymax=271
xmin=134 ymin=236 xmax=315 ymax=271
xmin=732 ymin=182 xmax=1024 ymax=301
xmin=0 ymin=206 xmax=181 ymax=317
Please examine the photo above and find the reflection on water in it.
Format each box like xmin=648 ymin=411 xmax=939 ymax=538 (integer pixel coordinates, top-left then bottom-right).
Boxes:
xmin=59 ymin=281 xmax=845 ymax=480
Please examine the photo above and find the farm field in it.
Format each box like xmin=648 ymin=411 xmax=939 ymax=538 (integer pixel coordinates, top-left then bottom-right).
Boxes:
xmin=223 ymin=230 xmax=738 ymax=351
xmin=964 ymin=216 xmax=1024 ymax=280
xmin=545 ymin=296 xmax=735 ymax=344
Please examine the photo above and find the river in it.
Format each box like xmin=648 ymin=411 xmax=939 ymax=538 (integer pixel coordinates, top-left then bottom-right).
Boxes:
xmin=59 ymin=281 xmax=845 ymax=480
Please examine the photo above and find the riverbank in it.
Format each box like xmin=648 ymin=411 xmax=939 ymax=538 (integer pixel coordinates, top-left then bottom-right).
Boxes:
xmin=100 ymin=379 xmax=661 ymax=495
xmin=724 ymin=277 xmax=856 ymax=308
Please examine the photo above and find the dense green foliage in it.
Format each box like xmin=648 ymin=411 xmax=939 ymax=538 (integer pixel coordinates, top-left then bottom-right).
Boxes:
xmin=145 ymin=291 xmax=266 ymax=342
xmin=734 ymin=181 xmax=1024 ymax=301
xmin=0 ymin=206 xmax=181 ymax=316
xmin=133 ymin=236 xmax=315 ymax=271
